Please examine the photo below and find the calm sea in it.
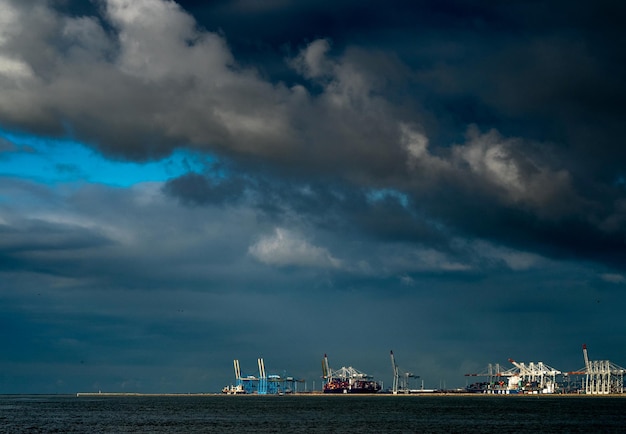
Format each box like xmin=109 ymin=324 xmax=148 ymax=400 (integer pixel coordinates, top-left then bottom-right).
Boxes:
xmin=1 ymin=394 xmax=625 ymax=433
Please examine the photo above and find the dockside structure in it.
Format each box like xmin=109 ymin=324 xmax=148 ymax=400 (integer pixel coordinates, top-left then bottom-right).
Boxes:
xmin=223 ymin=358 xmax=304 ymax=394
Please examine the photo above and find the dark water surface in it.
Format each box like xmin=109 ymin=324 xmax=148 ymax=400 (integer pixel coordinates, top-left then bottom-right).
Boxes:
xmin=1 ymin=394 xmax=625 ymax=433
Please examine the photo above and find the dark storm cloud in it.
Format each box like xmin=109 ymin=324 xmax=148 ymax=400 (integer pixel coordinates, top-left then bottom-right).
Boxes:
xmin=163 ymin=170 xmax=451 ymax=250
xmin=0 ymin=135 xmax=16 ymax=152
xmin=1 ymin=0 xmax=624 ymax=279
xmin=0 ymin=218 xmax=111 ymax=273
xmin=163 ymin=172 xmax=246 ymax=206
xmin=49 ymin=0 xmax=626 ymax=270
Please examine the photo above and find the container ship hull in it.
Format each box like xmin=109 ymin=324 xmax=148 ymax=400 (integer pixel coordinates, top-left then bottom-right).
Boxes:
xmin=321 ymin=354 xmax=381 ymax=394
xmin=323 ymin=379 xmax=381 ymax=394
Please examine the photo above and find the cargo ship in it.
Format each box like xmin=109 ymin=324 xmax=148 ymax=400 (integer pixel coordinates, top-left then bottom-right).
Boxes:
xmin=222 ymin=384 xmax=246 ymax=394
xmin=322 ymin=354 xmax=382 ymax=394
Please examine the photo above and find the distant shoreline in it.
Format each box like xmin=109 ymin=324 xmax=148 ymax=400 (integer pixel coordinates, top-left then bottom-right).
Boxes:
xmin=74 ymin=392 xmax=626 ymax=398
xmin=75 ymin=392 xmax=217 ymax=397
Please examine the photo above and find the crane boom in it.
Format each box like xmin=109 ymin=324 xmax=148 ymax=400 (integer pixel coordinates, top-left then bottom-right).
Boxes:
xmin=508 ymin=358 xmax=522 ymax=370
xmin=233 ymin=359 xmax=241 ymax=380
xmin=390 ymin=350 xmax=399 ymax=394
xmin=322 ymin=354 xmax=331 ymax=381
xmin=582 ymin=344 xmax=590 ymax=372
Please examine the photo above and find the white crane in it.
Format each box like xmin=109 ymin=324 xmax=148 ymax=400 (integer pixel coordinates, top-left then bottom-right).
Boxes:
xmin=390 ymin=350 xmax=418 ymax=394
xmin=234 ymin=359 xmax=242 ymax=382
xmin=582 ymin=344 xmax=625 ymax=394
xmin=508 ymin=358 xmax=561 ymax=393
xmin=390 ymin=351 xmax=399 ymax=394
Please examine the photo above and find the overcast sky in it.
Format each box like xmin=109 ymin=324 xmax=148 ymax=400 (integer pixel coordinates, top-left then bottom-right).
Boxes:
xmin=1 ymin=0 xmax=625 ymax=394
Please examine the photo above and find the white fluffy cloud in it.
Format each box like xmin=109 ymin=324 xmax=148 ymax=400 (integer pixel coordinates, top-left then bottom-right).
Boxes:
xmin=469 ymin=240 xmax=543 ymax=271
xmin=452 ymin=126 xmax=577 ymax=216
xmin=248 ymin=227 xmax=341 ymax=269
xmin=290 ymin=38 xmax=333 ymax=79
xmin=106 ymin=0 xmax=237 ymax=83
xmin=600 ymin=273 xmax=626 ymax=284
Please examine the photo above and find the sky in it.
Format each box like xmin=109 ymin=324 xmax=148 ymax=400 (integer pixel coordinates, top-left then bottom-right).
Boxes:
xmin=1 ymin=0 xmax=625 ymax=394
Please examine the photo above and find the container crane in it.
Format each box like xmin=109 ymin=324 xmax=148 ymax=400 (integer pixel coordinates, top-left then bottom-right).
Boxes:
xmin=464 ymin=363 xmax=516 ymax=393
xmin=390 ymin=350 xmax=418 ymax=394
xmin=581 ymin=344 xmax=625 ymax=394
xmin=221 ymin=359 xmax=246 ymax=394
xmin=508 ymin=358 xmax=561 ymax=394
xmin=258 ymin=357 xmax=268 ymax=394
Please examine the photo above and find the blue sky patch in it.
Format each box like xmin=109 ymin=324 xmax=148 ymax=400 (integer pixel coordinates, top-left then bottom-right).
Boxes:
xmin=0 ymin=128 xmax=205 ymax=187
